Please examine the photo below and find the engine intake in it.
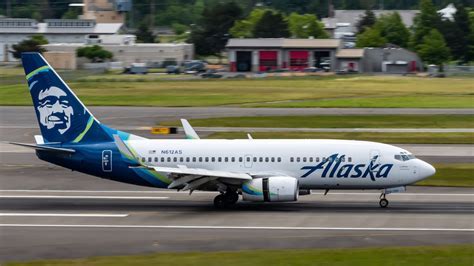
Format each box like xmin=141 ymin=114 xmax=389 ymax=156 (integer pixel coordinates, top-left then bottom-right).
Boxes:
xmin=242 ymin=176 xmax=299 ymax=202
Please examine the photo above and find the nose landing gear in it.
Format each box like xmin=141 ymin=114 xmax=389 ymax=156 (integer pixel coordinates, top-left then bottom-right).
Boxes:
xmin=213 ymin=190 xmax=239 ymax=209
xmin=379 ymin=193 xmax=389 ymax=208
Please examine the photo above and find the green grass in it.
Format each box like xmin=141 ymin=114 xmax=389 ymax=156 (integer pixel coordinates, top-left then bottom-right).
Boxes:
xmin=1 ymin=75 xmax=473 ymax=107
xmin=206 ymin=132 xmax=474 ymax=144
xmin=417 ymin=163 xmax=474 ymax=187
xmin=161 ymin=115 xmax=474 ymax=128
xmin=7 ymin=245 xmax=473 ymax=266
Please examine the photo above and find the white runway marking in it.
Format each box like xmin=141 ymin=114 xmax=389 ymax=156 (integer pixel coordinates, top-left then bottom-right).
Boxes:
xmin=0 ymin=213 xmax=128 ymax=217
xmin=0 ymin=195 xmax=169 ymax=200
xmin=0 ymin=224 xmax=472 ymax=232
xmin=0 ymin=190 xmax=472 ymax=197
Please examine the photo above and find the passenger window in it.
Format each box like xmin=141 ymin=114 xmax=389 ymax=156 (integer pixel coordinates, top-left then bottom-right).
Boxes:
xmin=309 ymin=157 xmax=313 ymax=162
xmin=199 ymin=157 xmax=203 ymax=162
xmin=348 ymin=157 xmax=352 ymax=163
xmin=296 ymin=157 xmax=300 ymax=162
xmin=167 ymin=157 xmax=171 ymax=162
xmin=141 ymin=157 xmax=146 ymax=163
xmin=277 ymin=157 xmax=281 ymax=162
xmin=303 ymin=157 xmax=307 ymax=162
xmin=246 ymin=157 xmax=250 ymax=162
xmin=161 ymin=157 xmax=165 ymax=163
xmin=218 ymin=157 xmax=222 ymax=162
xmin=290 ymin=157 xmax=294 ymax=162
xmin=259 ymin=157 xmax=263 ymax=162
xmin=173 ymin=157 xmax=177 ymax=162
xmin=264 ymin=157 xmax=268 ymax=162
xmin=271 ymin=157 xmax=275 ymax=162
xmin=180 ymin=157 xmax=184 ymax=162
xmin=186 ymin=157 xmax=190 ymax=162
xmin=225 ymin=157 xmax=228 ymax=162
xmin=239 ymin=157 xmax=243 ymax=162
xmin=148 ymin=157 xmax=152 ymax=163
xmin=316 ymin=157 xmax=320 ymax=162
xmin=205 ymin=157 xmax=209 ymax=162
xmin=231 ymin=157 xmax=235 ymax=162
xmin=322 ymin=157 xmax=326 ymax=162
xmin=253 ymin=157 xmax=257 ymax=162
xmin=211 ymin=157 xmax=215 ymax=162
xmin=192 ymin=157 xmax=196 ymax=162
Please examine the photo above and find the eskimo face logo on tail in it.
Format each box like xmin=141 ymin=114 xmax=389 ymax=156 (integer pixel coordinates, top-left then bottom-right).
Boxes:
xmin=37 ymin=86 xmax=74 ymax=135
xmin=301 ymin=153 xmax=393 ymax=181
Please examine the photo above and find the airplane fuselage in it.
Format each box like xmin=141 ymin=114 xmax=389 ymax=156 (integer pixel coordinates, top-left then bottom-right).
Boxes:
xmin=38 ymin=139 xmax=432 ymax=190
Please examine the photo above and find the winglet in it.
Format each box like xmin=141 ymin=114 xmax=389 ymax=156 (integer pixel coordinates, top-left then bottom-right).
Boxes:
xmin=180 ymin=119 xmax=200 ymax=139
xmin=113 ymin=134 xmax=140 ymax=164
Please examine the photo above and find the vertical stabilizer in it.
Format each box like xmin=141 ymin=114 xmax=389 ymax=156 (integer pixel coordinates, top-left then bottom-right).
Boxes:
xmin=21 ymin=52 xmax=111 ymax=143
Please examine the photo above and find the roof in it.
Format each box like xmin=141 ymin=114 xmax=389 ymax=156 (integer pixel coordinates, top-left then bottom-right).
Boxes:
xmin=0 ymin=18 xmax=122 ymax=34
xmin=336 ymin=49 xmax=364 ymax=58
xmin=226 ymin=38 xmax=341 ymax=49
xmin=334 ymin=10 xmax=419 ymax=27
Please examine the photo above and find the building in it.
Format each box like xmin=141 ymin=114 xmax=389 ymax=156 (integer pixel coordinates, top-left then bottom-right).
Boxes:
xmin=335 ymin=49 xmax=364 ymax=72
xmin=81 ymin=0 xmax=131 ymax=24
xmin=226 ymin=38 xmax=422 ymax=74
xmin=226 ymin=38 xmax=341 ymax=72
xmin=363 ymin=47 xmax=422 ymax=73
xmin=43 ymin=35 xmax=193 ymax=69
xmin=0 ymin=18 xmax=122 ymax=62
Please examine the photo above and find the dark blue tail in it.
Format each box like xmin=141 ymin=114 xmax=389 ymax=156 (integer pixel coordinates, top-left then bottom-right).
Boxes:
xmin=22 ymin=52 xmax=111 ymax=144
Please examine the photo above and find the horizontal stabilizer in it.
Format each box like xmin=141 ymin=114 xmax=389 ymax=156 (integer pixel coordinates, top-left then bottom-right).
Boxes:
xmin=9 ymin=142 xmax=75 ymax=153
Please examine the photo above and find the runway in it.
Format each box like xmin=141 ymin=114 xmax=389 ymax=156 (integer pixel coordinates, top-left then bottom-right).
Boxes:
xmin=0 ymin=106 xmax=473 ymax=262
xmin=1 ymin=187 xmax=473 ymax=262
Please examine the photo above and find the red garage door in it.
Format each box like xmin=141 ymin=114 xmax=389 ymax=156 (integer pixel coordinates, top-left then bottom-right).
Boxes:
xmin=259 ymin=51 xmax=278 ymax=72
xmin=289 ymin=51 xmax=308 ymax=71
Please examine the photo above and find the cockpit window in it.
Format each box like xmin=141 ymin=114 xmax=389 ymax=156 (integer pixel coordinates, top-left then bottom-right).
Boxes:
xmin=394 ymin=152 xmax=416 ymax=161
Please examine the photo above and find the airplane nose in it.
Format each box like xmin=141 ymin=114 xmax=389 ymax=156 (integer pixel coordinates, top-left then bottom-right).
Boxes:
xmin=418 ymin=160 xmax=436 ymax=180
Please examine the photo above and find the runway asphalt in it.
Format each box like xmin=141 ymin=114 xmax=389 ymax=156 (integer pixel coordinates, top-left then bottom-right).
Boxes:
xmin=0 ymin=149 xmax=473 ymax=262
xmin=0 ymin=106 xmax=473 ymax=262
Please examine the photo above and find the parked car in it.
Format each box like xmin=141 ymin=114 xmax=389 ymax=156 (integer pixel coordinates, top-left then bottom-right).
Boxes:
xmin=200 ymin=69 xmax=222 ymax=78
xmin=184 ymin=60 xmax=207 ymax=73
xmin=166 ymin=65 xmax=181 ymax=74
xmin=303 ymin=67 xmax=323 ymax=72
xmin=123 ymin=63 xmax=148 ymax=74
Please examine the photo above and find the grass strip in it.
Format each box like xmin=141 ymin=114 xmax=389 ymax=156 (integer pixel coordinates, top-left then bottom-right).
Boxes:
xmin=1 ymin=75 xmax=473 ymax=108
xmin=205 ymin=132 xmax=474 ymax=144
xmin=417 ymin=163 xmax=474 ymax=187
xmin=7 ymin=245 xmax=474 ymax=266
xmin=162 ymin=115 xmax=474 ymax=129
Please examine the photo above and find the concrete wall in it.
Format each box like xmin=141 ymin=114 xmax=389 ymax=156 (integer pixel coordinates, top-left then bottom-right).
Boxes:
xmin=43 ymin=51 xmax=77 ymax=70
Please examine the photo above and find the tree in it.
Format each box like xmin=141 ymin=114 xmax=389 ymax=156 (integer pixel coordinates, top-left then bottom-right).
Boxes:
xmin=452 ymin=4 xmax=471 ymax=62
xmin=230 ymin=8 xmax=267 ymax=38
xmin=356 ymin=27 xmax=387 ymax=47
xmin=135 ymin=22 xmax=156 ymax=43
xmin=374 ymin=12 xmax=410 ymax=47
xmin=288 ymin=13 xmax=328 ymax=38
xmin=76 ymin=45 xmax=113 ymax=63
xmin=356 ymin=9 xmax=377 ymax=34
xmin=418 ymin=29 xmax=450 ymax=72
xmin=252 ymin=10 xmax=290 ymax=38
xmin=410 ymin=0 xmax=442 ymax=50
xmin=188 ymin=2 xmax=243 ymax=57
xmin=12 ymin=35 xmax=48 ymax=59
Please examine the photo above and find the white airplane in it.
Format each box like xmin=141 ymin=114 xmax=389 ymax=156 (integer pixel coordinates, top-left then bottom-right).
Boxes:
xmin=13 ymin=53 xmax=436 ymax=208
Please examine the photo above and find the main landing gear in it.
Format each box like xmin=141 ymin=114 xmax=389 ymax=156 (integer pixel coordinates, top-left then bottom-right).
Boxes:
xmin=379 ymin=193 xmax=389 ymax=208
xmin=214 ymin=190 xmax=239 ymax=209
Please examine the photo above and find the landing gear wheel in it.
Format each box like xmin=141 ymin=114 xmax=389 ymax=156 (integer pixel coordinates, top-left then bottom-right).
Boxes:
xmin=213 ymin=194 xmax=226 ymax=209
xmin=225 ymin=191 xmax=239 ymax=205
xmin=379 ymin=198 xmax=389 ymax=208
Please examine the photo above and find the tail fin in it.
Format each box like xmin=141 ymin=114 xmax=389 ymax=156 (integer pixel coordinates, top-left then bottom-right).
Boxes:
xmin=22 ymin=52 xmax=111 ymax=144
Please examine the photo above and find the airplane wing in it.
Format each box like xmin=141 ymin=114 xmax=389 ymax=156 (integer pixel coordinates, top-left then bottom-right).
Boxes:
xmin=152 ymin=165 xmax=252 ymax=191
xmin=181 ymin=119 xmax=200 ymax=139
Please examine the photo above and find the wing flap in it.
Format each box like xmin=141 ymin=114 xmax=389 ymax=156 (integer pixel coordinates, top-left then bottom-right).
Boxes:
xmin=153 ymin=166 xmax=252 ymax=180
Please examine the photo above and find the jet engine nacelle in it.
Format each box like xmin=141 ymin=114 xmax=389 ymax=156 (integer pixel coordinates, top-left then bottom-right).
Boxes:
xmin=242 ymin=176 xmax=299 ymax=202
